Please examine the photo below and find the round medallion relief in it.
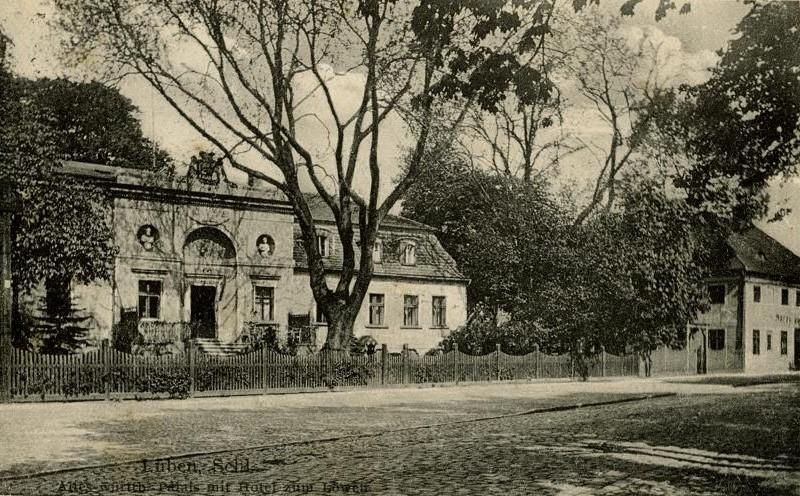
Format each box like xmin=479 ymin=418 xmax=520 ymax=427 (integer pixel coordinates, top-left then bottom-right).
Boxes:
xmin=137 ymin=225 xmax=159 ymax=251
xmin=256 ymin=234 xmax=275 ymax=258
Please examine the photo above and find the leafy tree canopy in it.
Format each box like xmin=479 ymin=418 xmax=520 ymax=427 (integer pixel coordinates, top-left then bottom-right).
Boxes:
xmin=0 ymin=33 xmax=174 ymax=290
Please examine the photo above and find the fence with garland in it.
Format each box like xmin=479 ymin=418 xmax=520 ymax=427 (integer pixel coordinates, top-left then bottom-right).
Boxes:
xmin=5 ymin=341 xmax=642 ymax=402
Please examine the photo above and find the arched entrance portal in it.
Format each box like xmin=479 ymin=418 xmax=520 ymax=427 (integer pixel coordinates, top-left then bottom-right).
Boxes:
xmin=182 ymin=227 xmax=237 ymax=340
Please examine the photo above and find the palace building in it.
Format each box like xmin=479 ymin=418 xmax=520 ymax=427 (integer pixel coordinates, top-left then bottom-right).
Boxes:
xmin=675 ymin=226 xmax=800 ymax=374
xmin=47 ymin=161 xmax=468 ymax=354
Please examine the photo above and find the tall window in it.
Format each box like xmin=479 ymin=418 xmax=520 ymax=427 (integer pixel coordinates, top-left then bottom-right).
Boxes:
xmin=709 ymin=329 xmax=725 ymax=350
xmin=781 ymin=331 xmax=788 ymax=355
xmin=315 ymin=304 xmax=327 ymax=325
xmin=781 ymin=288 xmax=789 ymax=305
xmin=138 ymin=280 xmax=162 ymax=319
xmin=373 ymin=239 xmax=383 ymax=264
xmin=401 ymin=241 xmax=416 ymax=266
xmin=796 ymin=290 xmax=800 ymax=307
xmin=432 ymin=296 xmax=447 ymax=327
xmin=767 ymin=332 xmax=772 ymax=351
xmin=253 ymin=286 xmax=274 ymax=321
xmin=753 ymin=286 xmax=761 ymax=303
xmin=752 ymin=330 xmax=760 ymax=355
xmin=317 ymin=233 xmax=330 ymax=257
xmin=369 ymin=294 xmax=384 ymax=326
xmin=708 ymin=285 xmax=725 ymax=304
xmin=403 ymin=295 xmax=419 ymax=326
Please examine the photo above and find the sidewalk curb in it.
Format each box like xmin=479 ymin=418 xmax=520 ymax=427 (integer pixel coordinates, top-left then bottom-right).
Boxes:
xmin=0 ymin=392 xmax=676 ymax=482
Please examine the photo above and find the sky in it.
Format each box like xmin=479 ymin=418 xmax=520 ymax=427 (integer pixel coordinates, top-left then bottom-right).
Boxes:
xmin=1 ymin=0 xmax=798 ymax=253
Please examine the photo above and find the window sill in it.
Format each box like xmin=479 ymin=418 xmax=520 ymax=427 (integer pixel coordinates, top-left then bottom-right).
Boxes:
xmin=365 ymin=325 xmax=388 ymax=329
xmin=400 ymin=326 xmax=422 ymax=330
xmin=430 ymin=325 xmax=449 ymax=329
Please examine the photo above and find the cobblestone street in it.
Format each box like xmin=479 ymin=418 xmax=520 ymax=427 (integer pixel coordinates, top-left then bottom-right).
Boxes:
xmin=0 ymin=378 xmax=797 ymax=495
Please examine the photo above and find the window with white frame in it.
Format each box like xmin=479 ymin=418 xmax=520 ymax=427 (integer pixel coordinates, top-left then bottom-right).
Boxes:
xmin=752 ymin=329 xmax=760 ymax=355
xmin=138 ymin=280 xmax=162 ymax=319
xmin=317 ymin=232 xmax=331 ymax=257
xmin=253 ymin=285 xmax=274 ymax=321
xmin=373 ymin=238 xmax=383 ymax=263
xmin=403 ymin=295 xmax=419 ymax=327
xmin=432 ymin=296 xmax=447 ymax=328
xmin=781 ymin=331 xmax=788 ymax=355
xmin=782 ymin=288 xmax=790 ymax=305
xmin=753 ymin=285 xmax=761 ymax=303
xmin=369 ymin=294 xmax=384 ymax=326
xmin=400 ymin=240 xmax=416 ymax=266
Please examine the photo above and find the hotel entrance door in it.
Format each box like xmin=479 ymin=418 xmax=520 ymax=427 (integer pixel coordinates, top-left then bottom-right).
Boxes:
xmin=190 ymin=285 xmax=217 ymax=339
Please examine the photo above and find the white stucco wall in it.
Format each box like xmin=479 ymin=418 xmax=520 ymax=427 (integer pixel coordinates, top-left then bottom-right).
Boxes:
xmin=741 ymin=278 xmax=798 ymax=373
xmin=287 ymin=273 xmax=468 ymax=353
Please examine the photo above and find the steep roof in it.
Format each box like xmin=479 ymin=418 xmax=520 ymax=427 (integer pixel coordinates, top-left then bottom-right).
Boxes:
xmin=724 ymin=226 xmax=800 ymax=281
xmin=295 ymin=196 xmax=466 ymax=282
xmin=301 ymin=194 xmax=435 ymax=232
xmin=292 ymin=226 xmax=466 ymax=282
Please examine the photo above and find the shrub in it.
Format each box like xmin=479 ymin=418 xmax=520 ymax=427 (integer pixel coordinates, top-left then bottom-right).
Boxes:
xmin=196 ymin=367 xmax=250 ymax=392
xmin=322 ymin=361 xmax=374 ymax=388
xmin=144 ymin=370 xmax=191 ymax=399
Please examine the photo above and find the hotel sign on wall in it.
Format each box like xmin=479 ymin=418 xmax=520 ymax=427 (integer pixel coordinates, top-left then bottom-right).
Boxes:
xmin=775 ymin=314 xmax=800 ymax=326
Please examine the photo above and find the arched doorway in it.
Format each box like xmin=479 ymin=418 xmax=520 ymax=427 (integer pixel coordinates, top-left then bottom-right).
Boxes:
xmin=182 ymin=227 xmax=237 ymax=339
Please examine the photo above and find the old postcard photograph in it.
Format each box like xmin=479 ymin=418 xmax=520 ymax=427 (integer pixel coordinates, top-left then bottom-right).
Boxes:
xmin=0 ymin=0 xmax=798 ymax=494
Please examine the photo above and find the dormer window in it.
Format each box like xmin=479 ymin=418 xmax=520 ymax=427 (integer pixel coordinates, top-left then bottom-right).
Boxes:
xmin=317 ymin=232 xmax=331 ymax=257
xmin=373 ymin=239 xmax=383 ymax=263
xmin=400 ymin=240 xmax=416 ymax=266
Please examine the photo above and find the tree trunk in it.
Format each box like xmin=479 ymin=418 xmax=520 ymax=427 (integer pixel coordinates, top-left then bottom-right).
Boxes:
xmin=323 ymin=309 xmax=357 ymax=353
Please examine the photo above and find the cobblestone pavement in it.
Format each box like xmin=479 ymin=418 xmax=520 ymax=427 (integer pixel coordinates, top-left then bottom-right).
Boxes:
xmin=0 ymin=382 xmax=797 ymax=496
xmin=0 ymin=377 xmax=737 ymax=477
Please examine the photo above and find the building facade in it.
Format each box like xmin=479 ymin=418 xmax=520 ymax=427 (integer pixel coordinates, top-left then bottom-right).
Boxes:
xmin=685 ymin=226 xmax=800 ymax=374
xmin=58 ymin=162 xmax=468 ymax=353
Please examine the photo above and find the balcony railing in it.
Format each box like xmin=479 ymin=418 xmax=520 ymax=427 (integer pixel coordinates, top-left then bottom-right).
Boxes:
xmin=137 ymin=321 xmax=191 ymax=344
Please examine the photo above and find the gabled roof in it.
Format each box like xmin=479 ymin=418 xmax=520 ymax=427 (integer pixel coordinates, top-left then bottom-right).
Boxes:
xmin=301 ymin=194 xmax=435 ymax=232
xmin=724 ymin=226 xmax=800 ymax=281
xmin=292 ymin=226 xmax=467 ymax=282
xmin=295 ymin=196 xmax=466 ymax=282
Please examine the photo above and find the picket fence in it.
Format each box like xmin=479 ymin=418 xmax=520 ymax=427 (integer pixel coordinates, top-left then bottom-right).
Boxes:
xmin=7 ymin=342 xmax=640 ymax=402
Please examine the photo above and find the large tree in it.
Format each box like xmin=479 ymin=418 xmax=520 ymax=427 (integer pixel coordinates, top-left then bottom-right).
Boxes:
xmin=640 ymin=0 xmax=800 ymax=227
xmin=0 ymin=34 xmax=174 ymax=350
xmin=403 ymin=151 xmax=566 ymax=320
xmin=53 ymin=0 xmax=571 ymax=350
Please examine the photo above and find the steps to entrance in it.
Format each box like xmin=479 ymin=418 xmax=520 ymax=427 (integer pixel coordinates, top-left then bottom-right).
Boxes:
xmin=194 ymin=338 xmax=249 ymax=356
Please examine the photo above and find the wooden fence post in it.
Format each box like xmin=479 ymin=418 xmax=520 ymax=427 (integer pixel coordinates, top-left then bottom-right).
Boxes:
xmin=261 ymin=346 xmax=268 ymax=391
xmin=401 ymin=344 xmax=408 ymax=385
xmin=453 ymin=343 xmax=459 ymax=384
xmin=533 ymin=344 xmax=540 ymax=379
xmin=188 ymin=340 xmax=196 ymax=396
xmin=101 ymin=339 xmax=110 ymax=400
xmin=601 ymin=345 xmax=606 ymax=378
xmin=381 ymin=344 xmax=388 ymax=386
xmin=495 ymin=343 xmax=501 ymax=381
